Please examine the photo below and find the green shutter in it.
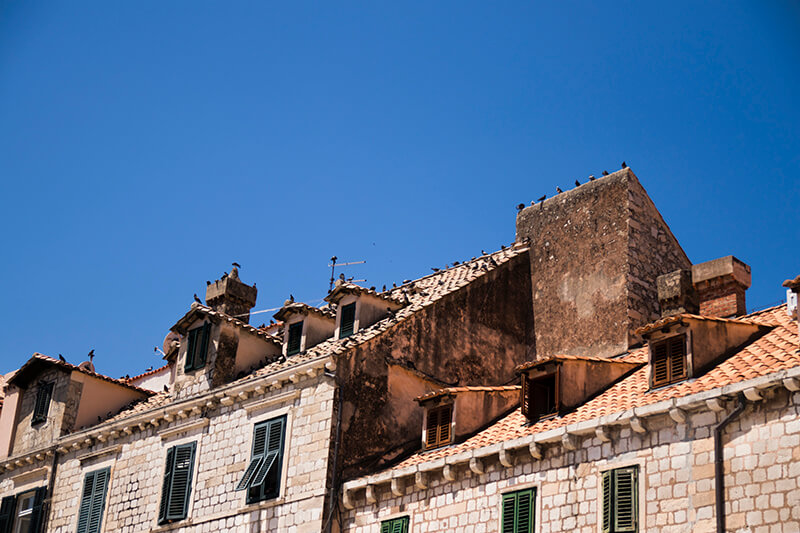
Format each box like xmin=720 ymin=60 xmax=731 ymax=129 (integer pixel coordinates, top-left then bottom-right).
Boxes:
xmin=32 ymin=382 xmax=53 ymax=424
xmin=251 ymin=418 xmax=285 ymax=487
xmin=245 ymin=417 xmax=286 ymax=503
xmin=195 ymin=323 xmax=210 ymax=368
xmin=339 ymin=303 xmax=356 ymax=338
xmin=602 ymin=471 xmax=612 ymax=533
xmin=236 ymin=423 xmax=268 ymax=491
xmin=287 ymin=322 xmax=303 ymax=355
xmin=166 ymin=442 xmax=196 ymax=521
xmin=158 ymin=447 xmax=175 ymax=523
xmin=501 ymin=493 xmax=516 ymax=533
xmin=501 ymin=489 xmax=534 ymax=533
xmin=87 ymin=468 xmax=109 ymax=533
xmin=380 ymin=517 xmax=408 ymax=533
xmin=29 ymin=487 xmax=47 ymax=533
xmin=613 ymin=467 xmax=637 ymax=532
xmin=0 ymin=495 xmax=16 ymax=533
xmin=76 ymin=471 xmax=96 ymax=533
xmin=184 ymin=328 xmax=197 ymax=372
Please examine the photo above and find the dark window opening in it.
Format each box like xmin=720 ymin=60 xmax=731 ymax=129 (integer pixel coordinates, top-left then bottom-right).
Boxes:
xmin=521 ymin=372 xmax=558 ymax=422
xmin=236 ymin=416 xmax=286 ymax=504
xmin=287 ymin=322 xmax=303 ymax=356
xmin=184 ymin=323 xmax=210 ymax=372
xmin=31 ymin=382 xmax=53 ymax=425
xmin=339 ymin=303 xmax=356 ymax=339
xmin=651 ymin=335 xmax=687 ymax=388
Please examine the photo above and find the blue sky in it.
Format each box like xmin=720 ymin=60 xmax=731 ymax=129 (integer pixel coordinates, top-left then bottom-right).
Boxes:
xmin=1 ymin=1 xmax=798 ymax=379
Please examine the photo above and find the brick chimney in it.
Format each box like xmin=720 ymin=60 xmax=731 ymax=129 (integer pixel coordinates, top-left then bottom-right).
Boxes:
xmin=205 ymin=266 xmax=258 ymax=323
xmin=657 ymin=269 xmax=699 ymax=317
xmin=691 ymin=256 xmax=751 ymax=317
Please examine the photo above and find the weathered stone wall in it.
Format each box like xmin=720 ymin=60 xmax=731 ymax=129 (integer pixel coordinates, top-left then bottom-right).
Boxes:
xmin=515 ymin=169 xmax=690 ymax=359
xmin=11 ymin=368 xmax=80 ymax=456
xmin=337 ymin=255 xmax=534 ymax=479
xmin=341 ymin=388 xmax=800 ymax=533
xmin=1 ymin=374 xmax=336 ymax=533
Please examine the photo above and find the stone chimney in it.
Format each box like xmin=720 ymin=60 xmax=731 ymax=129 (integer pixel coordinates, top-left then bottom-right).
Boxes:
xmin=657 ymin=269 xmax=699 ymax=317
xmin=783 ymin=275 xmax=799 ymax=337
xmin=205 ymin=266 xmax=258 ymax=323
xmin=691 ymin=256 xmax=751 ymax=317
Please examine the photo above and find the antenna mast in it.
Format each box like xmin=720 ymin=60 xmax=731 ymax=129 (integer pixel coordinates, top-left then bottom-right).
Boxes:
xmin=328 ymin=256 xmax=366 ymax=291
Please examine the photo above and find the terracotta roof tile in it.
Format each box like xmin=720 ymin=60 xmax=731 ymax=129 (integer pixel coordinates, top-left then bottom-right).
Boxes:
xmin=633 ymin=313 xmax=770 ymax=336
xmin=274 ymin=302 xmax=336 ymax=322
xmin=125 ymin=363 xmax=171 ymax=383
xmin=416 ymin=386 xmax=520 ymax=403
xmin=515 ymin=354 xmax=641 ymax=373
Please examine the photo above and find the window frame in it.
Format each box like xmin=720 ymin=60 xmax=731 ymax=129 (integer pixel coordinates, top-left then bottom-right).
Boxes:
xmin=286 ymin=321 xmax=303 ymax=356
xmin=600 ymin=465 xmax=639 ymax=533
xmin=380 ymin=515 xmax=409 ymax=533
xmin=235 ymin=415 xmax=288 ymax=505
xmin=31 ymin=381 xmax=54 ymax=425
xmin=649 ymin=334 xmax=688 ymax=388
xmin=424 ymin=403 xmax=454 ymax=450
xmin=339 ymin=302 xmax=356 ymax=339
xmin=500 ymin=487 xmax=536 ymax=533
xmin=158 ymin=441 xmax=197 ymax=525
xmin=0 ymin=487 xmax=46 ymax=533
xmin=521 ymin=368 xmax=559 ymax=422
xmin=184 ymin=322 xmax=211 ymax=372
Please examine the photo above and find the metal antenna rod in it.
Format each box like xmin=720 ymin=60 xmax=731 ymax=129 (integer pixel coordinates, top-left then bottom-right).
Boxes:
xmin=328 ymin=257 xmax=366 ymax=291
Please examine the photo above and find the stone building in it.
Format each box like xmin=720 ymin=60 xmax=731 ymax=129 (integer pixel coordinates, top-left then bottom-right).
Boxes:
xmin=0 ymin=167 xmax=796 ymax=533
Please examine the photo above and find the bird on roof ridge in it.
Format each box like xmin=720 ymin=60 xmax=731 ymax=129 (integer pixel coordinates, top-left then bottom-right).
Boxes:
xmin=58 ymin=354 xmax=66 ymax=362
xmin=574 ymin=179 xmax=581 ymax=187
xmin=602 ymin=170 xmax=609 ymax=176
xmin=232 ymin=261 xmax=241 ymax=269
xmin=556 ymin=186 xmax=563 ymax=194
xmin=589 ymin=175 xmax=596 ymax=181
xmin=516 ymin=203 xmax=525 ymax=212
xmin=621 ymin=161 xmax=627 ymax=168
xmin=537 ymin=194 xmax=546 ymax=203
xmin=194 ymin=294 xmax=202 ymax=304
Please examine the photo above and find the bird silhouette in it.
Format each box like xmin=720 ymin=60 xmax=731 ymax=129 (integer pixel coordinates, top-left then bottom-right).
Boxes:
xmin=621 ymin=161 xmax=627 ymax=169
xmin=232 ymin=262 xmax=241 ymax=269
xmin=382 ymin=285 xmax=386 ymax=292
xmin=431 ymin=267 xmax=440 ymax=272
xmin=537 ymin=194 xmax=546 ymax=203
xmin=206 ymin=281 xmax=211 ymax=286
xmin=481 ymin=249 xmax=487 ymax=255
xmin=574 ymin=179 xmax=581 ymax=187
xmin=194 ymin=294 xmax=202 ymax=304
xmin=289 ymin=294 xmax=295 ymax=302
xmin=517 ymin=203 xmax=525 ymax=211
xmin=58 ymin=354 xmax=66 ymax=362
xmin=163 ymin=385 xmax=169 ymax=392
xmin=222 ymin=271 xmax=228 ymax=279
xmin=602 ymin=170 xmax=609 ymax=176
xmin=146 ymin=366 xmax=153 ymax=372
xmin=556 ymin=187 xmax=563 ymax=194
xmin=500 ymin=245 xmax=506 ymax=250
xmin=589 ymin=175 xmax=596 ymax=181
xmin=88 ymin=349 xmax=95 ymax=359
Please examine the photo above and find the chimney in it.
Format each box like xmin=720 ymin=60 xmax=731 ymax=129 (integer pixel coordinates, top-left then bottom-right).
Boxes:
xmin=205 ymin=266 xmax=258 ymax=323
xmin=657 ymin=269 xmax=699 ymax=317
xmin=692 ymin=256 xmax=751 ymax=317
xmin=783 ymin=275 xmax=799 ymax=337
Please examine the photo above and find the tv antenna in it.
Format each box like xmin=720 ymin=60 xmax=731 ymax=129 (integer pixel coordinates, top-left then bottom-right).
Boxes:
xmin=329 ymin=256 xmax=366 ymax=291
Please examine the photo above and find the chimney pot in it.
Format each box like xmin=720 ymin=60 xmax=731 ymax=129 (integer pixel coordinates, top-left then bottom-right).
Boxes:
xmin=692 ymin=256 xmax=751 ymax=317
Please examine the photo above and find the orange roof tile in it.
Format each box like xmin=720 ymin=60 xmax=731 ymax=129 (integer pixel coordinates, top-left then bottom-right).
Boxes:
xmin=416 ymin=386 xmax=521 ymax=403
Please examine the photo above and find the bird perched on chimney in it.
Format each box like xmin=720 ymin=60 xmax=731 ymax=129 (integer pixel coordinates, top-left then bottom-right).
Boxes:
xmin=574 ymin=179 xmax=581 ymax=187
xmin=516 ymin=203 xmax=525 ymax=212
xmin=194 ymin=294 xmax=202 ymax=304
xmin=621 ymin=161 xmax=627 ymax=169
xmin=382 ymin=285 xmax=386 ymax=292
xmin=602 ymin=170 xmax=609 ymax=176
xmin=589 ymin=175 xmax=596 ymax=181
xmin=232 ymin=262 xmax=241 ymax=269
xmin=58 ymin=354 xmax=66 ymax=362
xmin=536 ymin=194 xmax=546 ymax=203
xmin=556 ymin=186 xmax=563 ymax=194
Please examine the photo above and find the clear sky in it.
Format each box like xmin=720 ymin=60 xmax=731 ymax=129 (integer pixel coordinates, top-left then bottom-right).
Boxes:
xmin=1 ymin=2 xmax=798 ymax=380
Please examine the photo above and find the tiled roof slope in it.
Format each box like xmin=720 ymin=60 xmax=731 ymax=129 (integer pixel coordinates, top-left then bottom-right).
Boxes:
xmin=392 ymin=303 xmax=798 ymax=468
xmin=171 ymin=303 xmax=283 ymax=346
xmin=125 ymin=363 xmax=171 ymax=383
xmin=416 ymin=386 xmax=521 ymax=402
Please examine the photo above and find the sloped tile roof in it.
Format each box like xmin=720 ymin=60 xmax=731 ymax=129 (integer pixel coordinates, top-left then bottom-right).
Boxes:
xmin=416 ymin=386 xmax=521 ymax=403
xmin=391 ymin=303 xmax=798 ymax=469
xmin=633 ymin=312 xmax=770 ymax=335
xmin=125 ymin=363 xmax=171 ymax=383
xmin=273 ymin=302 xmax=336 ymax=322
xmin=515 ymin=354 xmax=642 ymax=373
xmin=170 ymin=303 xmax=283 ymax=348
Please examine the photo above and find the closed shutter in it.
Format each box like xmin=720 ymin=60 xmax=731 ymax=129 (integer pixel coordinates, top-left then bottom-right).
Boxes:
xmin=425 ymin=405 xmax=453 ymax=449
xmin=380 ymin=517 xmax=408 ymax=533
xmin=78 ymin=468 xmax=110 ymax=533
xmin=339 ymin=303 xmax=356 ymax=338
xmin=651 ymin=341 xmax=669 ymax=387
xmin=520 ymin=377 xmax=529 ymax=418
xmin=425 ymin=407 xmax=439 ymax=448
xmin=287 ymin=322 xmax=303 ymax=356
xmin=166 ymin=443 xmax=196 ymax=521
xmin=158 ymin=447 xmax=175 ymax=523
xmin=0 ymin=496 xmax=16 ymax=533
xmin=32 ymin=382 xmax=53 ymax=424
xmin=652 ymin=335 xmax=686 ymax=387
xmin=501 ymin=493 xmax=516 ymax=533
xmin=195 ymin=323 xmax=210 ymax=368
xmin=613 ymin=467 xmax=637 ymax=532
xmin=501 ymin=489 xmax=534 ymax=533
xmin=185 ymin=328 xmax=197 ymax=371
xmin=601 ymin=470 xmax=612 ymax=533
xmin=29 ymin=487 xmax=47 ymax=533
xmin=438 ymin=405 xmax=452 ymax=445
xmin=76 ymin=472 xmax=95 ymax=533
xmin=667 ymin=336 xmax=686 ymax=381
xmin=185 ymin=324 xmax=210 ymax=371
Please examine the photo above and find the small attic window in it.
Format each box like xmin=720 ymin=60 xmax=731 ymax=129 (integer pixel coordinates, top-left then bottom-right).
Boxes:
xmin=521 ymin=371 xmax=558 ymax=422
xmin=651 ymin=334 xmax=687 ymax=388
xmin=424 ymin=404 xmax=453 ymax=449
xmin=32 ymin=381 xmax=54 ymax=425
xmin=339 ymin=303 xmax=356 ymax=339
xmin=185 ymin=323 xmax=210 ymax=372
xmin=287 ymin=322 xmax=303 ymax=356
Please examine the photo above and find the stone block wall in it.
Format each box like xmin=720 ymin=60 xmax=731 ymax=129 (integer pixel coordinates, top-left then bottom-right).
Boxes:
xmin=341 ymin=388 xmax=800 ymax=533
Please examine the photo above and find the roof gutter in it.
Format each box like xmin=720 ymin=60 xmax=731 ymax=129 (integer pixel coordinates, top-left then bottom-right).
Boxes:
xmin=714 ymin=393 xmax=745 ymax=533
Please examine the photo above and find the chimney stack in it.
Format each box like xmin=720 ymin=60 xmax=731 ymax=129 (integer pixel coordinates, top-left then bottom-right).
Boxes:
xmin=657 ymin=269 xmax=699 ymax=317
xmin=692 ymin=256 xmax=751 ymax=317
xmin=783 ymin=275 xmax=799 ymax=337
xmin=205 ymin=266 xmax=258 ymax=323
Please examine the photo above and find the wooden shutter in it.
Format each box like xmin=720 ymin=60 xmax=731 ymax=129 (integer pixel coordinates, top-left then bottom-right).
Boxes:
xmin=184 ymin=328 xmax=198 ymax=372
xmin=651 ymin=341 xmax=669 ymax=387
xmin=438 ymin=405 xmax=452 ymax=445
xmin=87 ymin=468 xmax=109 ymax=533
xmin=251 ymin=418 xmax=285 ymax=487
xmin=158 ymin=447 xmax=175 ymax=523
xmin=76 ymin=471 xmax=96 ymax=533
xmin=613 ymin=467 xmax=637 ymax=532
xmin=667 ymin=336 xmax=686 ymax=381
xmin=287 ymin=322 xmax=303 ymax=355
xmin=501 ymin=489 xmax=534 ymax=533
xmin=520 ymin=376 xmax=529 ymax=418
xmin=29 ymin=487 xmax=47 ymax=533
xmin=236 ymin=422 xmax=269 ymax=491
xmin=339 ymin=303 xmax=356 ymax=338
xmin=0 ymin=496 xmax=15 ymax=533
xmin=501 ymin=492 xmax=516 ymax=533
xmin=652 ymin=335 xmax=686 ymax=387
xmin=380 ymin=517 xmax=408 ymax=533
xmin=425 ymin=407 xmax=439 ymax=448
xmin=166 ymin=442 xmax=196 ymax=521
xmin=195 ymin=323 xmax=210 ymax=368
xmin=601 ymin=470 xmax=612 ymax=533
xmin=425 ymin=405 xmax=453 ymax=449
xmin=32 ymin=382 xmax=53 ymax=424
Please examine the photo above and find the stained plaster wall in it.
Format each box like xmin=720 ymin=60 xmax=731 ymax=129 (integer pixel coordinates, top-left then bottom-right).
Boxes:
xmin=73 ymin=374 xmax=150 ymax=431
xmin=342 ymin=387 xmax=800 ymax=533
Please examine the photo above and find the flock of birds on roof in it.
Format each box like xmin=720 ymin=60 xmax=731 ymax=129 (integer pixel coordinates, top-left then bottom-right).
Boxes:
xmin=516 ymin=162 xmax=628 ymax=212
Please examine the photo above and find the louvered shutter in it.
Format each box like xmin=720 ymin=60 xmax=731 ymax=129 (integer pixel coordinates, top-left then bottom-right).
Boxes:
xmin=601 ymin=471 xmax=612 ymax=533
xmin=158 ymin=447 xmax=175 ymax=524
xmin=166 ymin=442 xmax=196 ymax=521
xmin=425 ymin=407 xmax=439 ymax=448
xmin=520 ymin=377 xmax=529 ymax=418
xmin=251 ymin=418 xmax=285 ymax=487
xmin=195 ymin=323 xmax=210 ymax=368
xmin=613 ymin=467 xmax=637 ymax=532
xmin=438 ymin=405 xmax=452 ymax=445
xmin=501 ymin=493 xmax=516 ymax=533
xmin=339 ymin=303 xmax=356 ymax=338
xmin=668 ymin=336 xmax=686 ymax=381
xmin=0 ymin=496 xmax=15 ymax=533
xmin=380 ymin=517 xmax=408 ymax=533
xmin=236 ymin=423 xmax=268 ymax=491
xmin=76 ymin=471 xmax=96 ymax=533
xmin=651 ymin=341 xmax=669 ymax=387
xmin=87 ymin=468 xmax=109 ymax=533
xmin=29 ymin=487 xmax=47 ymax=533
xmin=287 ymin=322 xmax=303 ymax=355
xmin=380 ymin=521 xmax=391 ymax=533
xmin=516 ymin=489 xmax=533 ymax=533
xmin=32 ymin=382 xmax=53 ymax=424
xmin=184 ymin=328 xmax=197 ymax=371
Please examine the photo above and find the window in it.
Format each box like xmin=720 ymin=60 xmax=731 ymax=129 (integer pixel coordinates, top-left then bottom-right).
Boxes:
xmin=339 ymin=303 xmax=356 ymax=338
xmin=235 ymin=416 xmax=286 ymax=504
xmin=501 ymin=488 xmax=535 ymax=533
xmin=0 ymin=487 xmax=46 ymax=533
xmin=184 ymin=323 xmax=210 ymax=372
xmin=158 ymin=442 xmax=197 ymax=524
xmin=31 ymin=382 xmax=54 ymax=425
xmin=601 ymin=466 xmax=638 ymax=533
xmin=425 ymin=404 xmax=452 ymax=449
xmin=380 ymin=516 xmax=409 ymax=533
xmin=76 ymin=467 xmax=110 ymax=533
xmin=287 ymin=322 xmax=303 ymax=356
xmin=651 ymin=335 xmax=687 ymax=388
xmin=521 ymin=372 xmax=558 ymax=422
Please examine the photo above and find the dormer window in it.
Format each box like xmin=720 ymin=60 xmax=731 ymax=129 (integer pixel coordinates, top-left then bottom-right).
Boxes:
xmin=31 ymin=381 xmax=54 ymax=425
xmin=521 ymin=371 xmax=558 ymax=422
xmin=651 ymin=334 xmax=687 ymax=388
xmin=339 ymin=303 xmax=356 ymax=339
xmin=185 ymin=323 xmax=211 ymax=372
xmin=287 ymin=322 xmax=303 ymax=356
xmin=424 ymin=404 xmax=453 ymax=449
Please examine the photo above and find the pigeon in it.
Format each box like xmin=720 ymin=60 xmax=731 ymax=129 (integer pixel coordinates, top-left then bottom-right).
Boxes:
xmin=232 ymin=262 xmax=241 ymax=269
xmin=58 ymin=354 xmax=66 ymax=362
xmin=194 ymin=294 xmax=202 ymax=304
xmin=222 ymin=271 xmax=228 ymax=278
xmin=574 ymin=179 xmax=581 ymax=187
xmin=146 ymin=366 xmax=153 ymax=372
xmin=556 ymin=187 xmax=563 ymax=194
xmin=453 ymin=260 xmax=460 ymax=265
xmin=537 ymin=195 xmax=546 ymax=203
xmin=431 ymin=267 xmax=440 ymax=272
xmin=602 ymin=170 xmax=609 ymax=176
xmin=481 ymin=250 xmax=487 ymax=255
xmin=621 ymin=161 xmax=627 ymax=169
xmin=289 ymin=294 xmax=295 ymax=302
xmin=516 ymin=203 xmax=525 ymax=212
xmin=589 ymin=175 xmax=596 ymax=181
xmin=163 ymin=385 xmax=169 ymax=392
xmin=500 ymin=245 xmax=506 ymax=250
xmin=382 ymin=285 xmax=386 ymax=292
